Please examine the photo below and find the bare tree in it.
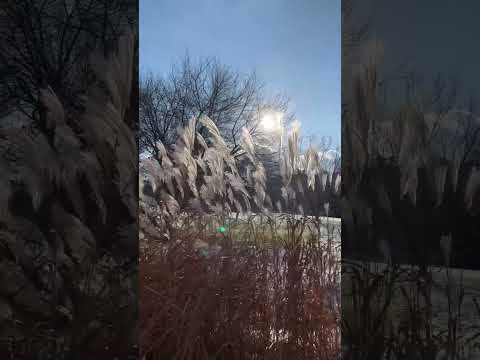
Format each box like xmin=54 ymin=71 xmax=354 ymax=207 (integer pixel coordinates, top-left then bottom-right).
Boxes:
xmin=139 ymin=56 xmax=293 ymax=159
xmin=0 ymin=0 xmax=136 ymax=122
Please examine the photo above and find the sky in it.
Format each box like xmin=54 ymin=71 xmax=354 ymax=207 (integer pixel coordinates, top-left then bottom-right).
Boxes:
xmin=140 ymin=0 xmax=341 ymax=146
xmin=359 ymin=0 xmax=480 ymax=109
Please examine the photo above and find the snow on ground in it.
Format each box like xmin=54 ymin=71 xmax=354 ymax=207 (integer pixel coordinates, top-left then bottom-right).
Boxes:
xmin=343 ymin=260 xmax=480 ymax=355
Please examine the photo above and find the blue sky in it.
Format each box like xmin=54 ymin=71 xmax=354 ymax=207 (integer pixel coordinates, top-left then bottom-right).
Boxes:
xmin=140 ymin=0 xmax=340 ymax=146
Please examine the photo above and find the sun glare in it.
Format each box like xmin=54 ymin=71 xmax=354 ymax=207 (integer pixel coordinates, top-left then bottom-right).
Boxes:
xmin=260 ymin=111 xmax=283 ymax=133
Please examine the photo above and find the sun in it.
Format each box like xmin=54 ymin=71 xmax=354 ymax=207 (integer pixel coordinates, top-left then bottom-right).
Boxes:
xmin=261 ymin=113 xmax=276 ymax=131
xmin=260 ymin=111 xmax=283 ymax=133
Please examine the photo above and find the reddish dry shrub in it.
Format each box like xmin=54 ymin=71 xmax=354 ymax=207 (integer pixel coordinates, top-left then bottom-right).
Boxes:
xmin=140 ymin=232 xmax=340 ymax=360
